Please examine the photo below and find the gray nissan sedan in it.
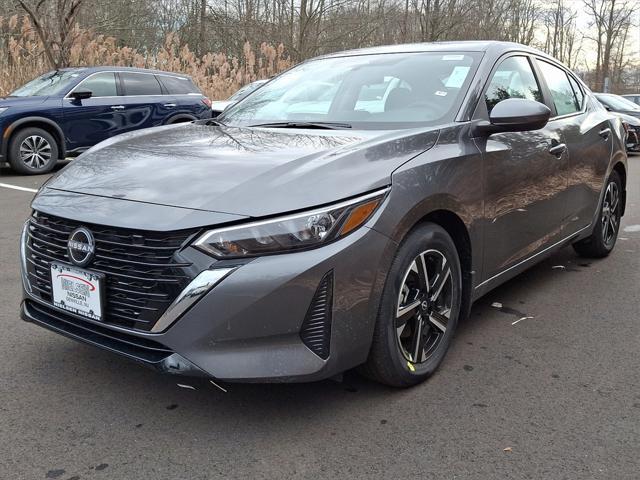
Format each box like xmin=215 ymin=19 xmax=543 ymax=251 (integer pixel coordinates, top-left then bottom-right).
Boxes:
xmin=20 ymin=41 xmax=627 ymax=387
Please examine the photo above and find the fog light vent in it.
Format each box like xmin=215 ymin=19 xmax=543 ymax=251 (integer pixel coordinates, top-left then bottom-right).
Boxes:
xmin=300 ymin=271 xmax=333 ymax=359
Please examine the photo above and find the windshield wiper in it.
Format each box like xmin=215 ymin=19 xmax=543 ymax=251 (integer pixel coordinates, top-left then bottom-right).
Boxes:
xmin=204 ymin=118 xmax=227 ymax=127
xmin=248 ymin=121 xmax=352 ymax=130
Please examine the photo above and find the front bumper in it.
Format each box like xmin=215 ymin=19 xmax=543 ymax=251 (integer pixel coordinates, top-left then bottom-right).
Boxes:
xmin=21 ymin=222 xmax=393 ymax=382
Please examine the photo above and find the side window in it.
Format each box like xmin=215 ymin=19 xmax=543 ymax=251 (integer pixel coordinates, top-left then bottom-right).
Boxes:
xmin=567 ymin=75 xmax=584 ymax=110
xmin=537 ymin=61 xmax=580 ymax=116
xmin=121 ymin=73 xmax=162 ymax=96
xmin=157 ymin=75 xmax=200 ymax=94
xmin=75 ymin=72 xmax=117 ymax=97
xmin=485 ymin=56 xmax=542 ymax=113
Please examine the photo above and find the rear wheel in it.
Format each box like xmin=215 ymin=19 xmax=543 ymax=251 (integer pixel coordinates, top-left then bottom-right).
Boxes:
xmin=573 ymin=170 xmax=622 ymax=258
xmin=8 ymin=127 xmax=58 ymax=175
xmin=364 ymin=223 xmax=462 ymax=387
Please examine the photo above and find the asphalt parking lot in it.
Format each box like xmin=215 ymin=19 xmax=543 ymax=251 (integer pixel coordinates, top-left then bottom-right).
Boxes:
xmin=1 ymin=159 xmax=639 ymax=480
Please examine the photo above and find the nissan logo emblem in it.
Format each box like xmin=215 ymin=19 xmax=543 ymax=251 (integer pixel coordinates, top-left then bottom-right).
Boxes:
xmin=67 ymin=227 xmax=96 ymax=267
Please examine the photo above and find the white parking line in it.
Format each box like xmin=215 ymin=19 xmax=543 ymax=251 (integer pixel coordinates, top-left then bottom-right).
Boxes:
xmin=0 ymin=182 xmax=38 ymax=193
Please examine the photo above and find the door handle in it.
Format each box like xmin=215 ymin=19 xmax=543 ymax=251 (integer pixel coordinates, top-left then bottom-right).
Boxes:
xmin=599 ymin=128 xmax=611 ymax=140
xmin=110 ymin=105 xmax=125 ymax=110
xmin=163 ymin=103 xmax=176 ymax=108
xmin=549 ymin=143 xmax=567 ymax=157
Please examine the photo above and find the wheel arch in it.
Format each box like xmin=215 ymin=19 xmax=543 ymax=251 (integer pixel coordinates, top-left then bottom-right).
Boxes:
xmin=416 ymin=209 xmax=474 ymax=322
xmin=612 ymin=161 xmax=627 ymax=216
xmin=2 ymin=116 xmax=66 ymax=159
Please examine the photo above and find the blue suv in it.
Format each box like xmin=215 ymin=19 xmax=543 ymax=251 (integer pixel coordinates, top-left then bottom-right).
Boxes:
xmin=0 ymin=67 xmax=212 ymax=174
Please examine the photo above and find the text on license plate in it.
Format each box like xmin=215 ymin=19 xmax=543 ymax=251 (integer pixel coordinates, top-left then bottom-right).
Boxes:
xmin=50 ymin=263 xmax=104 ymax=321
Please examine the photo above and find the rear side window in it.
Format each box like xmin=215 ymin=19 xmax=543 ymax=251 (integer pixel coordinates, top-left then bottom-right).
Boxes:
xmin=121 ymin=73 xmax=162 ymax=96
xmin=537 ymin=61 xmax=580 ymax=116
xmin=158 ymin=75 xmax=200 ymax=94
xmin=485 ymin=56 xmax=543 ymax=113
xmin=76 ymin=72 xmax=117 ymax=97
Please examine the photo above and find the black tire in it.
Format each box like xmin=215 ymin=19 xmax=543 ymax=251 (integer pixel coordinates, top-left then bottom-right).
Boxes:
xmin=573 ymin=170 xmax=622 ymax=258
xmin=8 ymin=127 xmax=59 ymax=175
xmin=363 ymin=223 xmax=463 ymax=387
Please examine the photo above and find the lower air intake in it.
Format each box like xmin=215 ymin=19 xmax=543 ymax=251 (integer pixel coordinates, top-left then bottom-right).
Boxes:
xmin=300 ymin=271 xmax=333 ymax=359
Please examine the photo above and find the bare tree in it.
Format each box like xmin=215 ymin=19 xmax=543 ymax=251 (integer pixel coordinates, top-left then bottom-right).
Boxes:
xmin=17 ymin=0 xmax=85 ymax=68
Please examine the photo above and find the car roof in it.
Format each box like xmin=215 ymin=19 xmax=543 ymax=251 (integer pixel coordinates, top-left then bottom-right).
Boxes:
xmin=58 ymin=66 xmax=192 ymax=79
xmin=314 ymin=41 xmax=550 ymax=60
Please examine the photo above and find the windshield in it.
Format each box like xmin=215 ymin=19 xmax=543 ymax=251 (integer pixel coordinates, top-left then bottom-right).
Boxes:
xmin=10 ymin=70 xmax=81 ymax=97
xmin=597 ymin=94 xmax=640 ymax=111
xmin=228 ymin=81 xmax=267 ymax=102
xmin=220 ymin=52 xmax=480 ymax=129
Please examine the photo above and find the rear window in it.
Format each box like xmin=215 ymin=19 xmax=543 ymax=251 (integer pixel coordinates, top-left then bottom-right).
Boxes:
xmin=121 ymin=73 xmax=162 ymax=96
xmin=158 ymin=75 xmax=200 ymax=94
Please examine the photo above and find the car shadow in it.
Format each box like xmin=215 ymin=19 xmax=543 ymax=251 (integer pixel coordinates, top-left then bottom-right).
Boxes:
xmin=32 ymin=243 xmax=601 ymax=426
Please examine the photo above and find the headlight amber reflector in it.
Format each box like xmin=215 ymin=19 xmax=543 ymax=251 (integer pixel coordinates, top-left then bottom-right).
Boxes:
xmin=194 ymin=188 xmax=388 ymax=258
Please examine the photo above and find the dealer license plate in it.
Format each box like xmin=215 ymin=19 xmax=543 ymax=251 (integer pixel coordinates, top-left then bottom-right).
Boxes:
xmin=50 ymin=262 xmax=104 ymax=321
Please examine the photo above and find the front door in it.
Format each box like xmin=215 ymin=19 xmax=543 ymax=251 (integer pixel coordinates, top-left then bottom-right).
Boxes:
xmin=476 ymin=55 xmax=570 ymax=280
xmin=62 ymin=72 xmax=125 ymax=151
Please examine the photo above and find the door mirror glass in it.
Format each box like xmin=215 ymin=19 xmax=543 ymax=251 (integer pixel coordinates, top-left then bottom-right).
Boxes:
xmin=484 ymin=98 xmax=551 ymax=133
xmin=71 ymin=90 xmax=93 ymax=101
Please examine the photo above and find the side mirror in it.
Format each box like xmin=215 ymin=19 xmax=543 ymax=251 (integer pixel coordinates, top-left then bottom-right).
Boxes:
xmin=70 ymin=90 xmax=93 ymax=101
xmin=475 ymin=98 xmax=551 ymax=135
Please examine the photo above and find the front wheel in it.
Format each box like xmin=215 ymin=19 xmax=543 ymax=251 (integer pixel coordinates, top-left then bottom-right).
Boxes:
xmin=363 ymin=223 xmax=462 ymax=387
xmin=8 ymin=127 xmax=59 ymax=175
xmin=573 ymin=170 xmax=622 ymax=258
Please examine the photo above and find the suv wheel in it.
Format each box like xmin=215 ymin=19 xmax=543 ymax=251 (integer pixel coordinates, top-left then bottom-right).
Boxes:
xmin=363 ymin=223 xmax=462 ymax=387
xmin=8 ymin=127 xmax=58 ymax=175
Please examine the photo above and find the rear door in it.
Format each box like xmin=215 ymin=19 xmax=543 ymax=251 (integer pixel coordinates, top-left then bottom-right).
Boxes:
xmin=534 ymin=59 xmax=612 ymax=236
xmin=117 ymin=72 xmax=170 ymax=131
xmin=62 ymin=72 xmax=123 ymax=151
xmin=156 ymin=74 xmax=209 ymax=119
xmin=476 ymin=54 xmax=570 ymax=280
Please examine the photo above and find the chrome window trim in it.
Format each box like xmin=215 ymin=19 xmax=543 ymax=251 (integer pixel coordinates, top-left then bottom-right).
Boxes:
xmin=65 ymin=70 xmax=200 ymax=99
xmin=533 ymin=56 xmax=587 ymax=120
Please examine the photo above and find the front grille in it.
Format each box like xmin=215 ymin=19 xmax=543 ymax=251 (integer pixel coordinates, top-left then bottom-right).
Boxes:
xmin=300 ymin=271 xmax=333 ymax=359
xmin=25 ymin=211 xmax=199 ymax=331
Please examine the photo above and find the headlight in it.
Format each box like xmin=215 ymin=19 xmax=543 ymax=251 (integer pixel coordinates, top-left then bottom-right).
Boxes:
xmin=194 ymin=188 xmax=388 ymax=258
xmin=0 ymin=107 xmax=8 ymax=115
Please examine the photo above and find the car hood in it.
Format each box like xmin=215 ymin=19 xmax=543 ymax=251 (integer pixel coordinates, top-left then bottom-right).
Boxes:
xmin=0 ymin=96 xmax=50 ymax=107
xmin=44 ymin=122 xmax=439 ymax=218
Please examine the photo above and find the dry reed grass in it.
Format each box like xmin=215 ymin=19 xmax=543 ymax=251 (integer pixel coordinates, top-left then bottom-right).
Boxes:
xmin=0 ymin=15 xmax=291 ymax=99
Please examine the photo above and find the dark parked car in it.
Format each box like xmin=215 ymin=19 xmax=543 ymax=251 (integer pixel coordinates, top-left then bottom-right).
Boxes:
xmin=20 ymin=42 xmax=626 ymax=387
xmin=210 ymin=79 xmax=268 ymax=117
xmin=622 ymin=94 xmax=640 ymax=106
xmin=594 ymin=93 xmax=640 ymax=118
xmin=0 ymin=67 xmax=212 ymax=174
xmin=594 ymin=93 xmax=640 ymax=152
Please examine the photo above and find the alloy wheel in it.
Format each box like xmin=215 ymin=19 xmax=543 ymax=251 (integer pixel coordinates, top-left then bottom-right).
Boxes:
xmin=396 ymin=249 xmax=453 ymax=364
xmin=601 ymin=181 xmax=620 ymax=247
xmin=19 ymin=135 xmax=52 ymax=170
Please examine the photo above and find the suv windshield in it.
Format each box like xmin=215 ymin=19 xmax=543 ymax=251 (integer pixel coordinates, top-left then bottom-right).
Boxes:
xmin=220 ymin=52 xmax=480 ymax=129
xmin=10 ymin=70 xmax=81 ymax=97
